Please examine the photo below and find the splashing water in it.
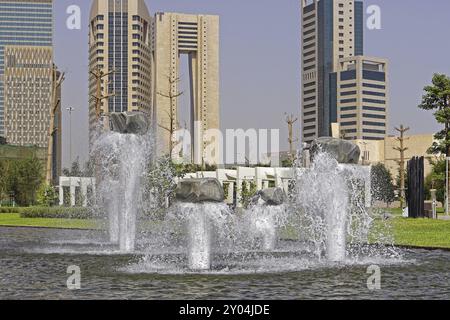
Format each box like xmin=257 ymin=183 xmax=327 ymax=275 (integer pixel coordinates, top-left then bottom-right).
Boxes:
xmin=167 ymin=202 xmax=235 ymax=270
xmin=92 ymin=128 xmax=153 ymax=253
xmin=241 ymin=203 xmax=288 ymax=251
xmin=291 ymin=152 xmax=395 ymax=262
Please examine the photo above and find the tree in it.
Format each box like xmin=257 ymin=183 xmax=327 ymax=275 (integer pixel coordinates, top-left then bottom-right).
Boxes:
xmin=285 ymin=113 xmax=298 ymax=162
xmin=240 ymin=180 xmax=257 ymax=209
xmin=425 ymin=157 xmax=446 ymax=203
xmin=145 ymin=156 xmax=186 ymax=218
xmin=37 ymin=184 xmax=58 ymax=207
xmin=393 ymin=125 xmax=410 ymax=208
xmin=10 ymin=156 xmax=44 ymax=206
xmin=418 ymin=74 xmax=450 ymax=156
xmin=62 ymin=158 xmax=84 ymax=177
xmin=157 ymin=75 xmax=184 ymax=158
xmin=371 ymin=163 xmax=395 ymax=207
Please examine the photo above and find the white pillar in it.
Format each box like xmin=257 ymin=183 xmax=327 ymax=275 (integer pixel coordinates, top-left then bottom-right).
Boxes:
xmin=81 ymin=181 xmax=88 ymax=207
xmin=227 ymin=182 xmax=234 ymax=204
xmin=70 ymin=185 xmax=76 ymax=207
xmin=256 ymin=170 xmax=263 ymax=190
xmin=236 ymin=179 xmax=243 ymax=208
xmin=59 ymin=185 xmax=64 ymax=206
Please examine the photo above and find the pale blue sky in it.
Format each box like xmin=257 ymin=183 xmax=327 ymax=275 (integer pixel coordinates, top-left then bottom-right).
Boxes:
xmin=53 ymin=0 xmax=450 ymax=167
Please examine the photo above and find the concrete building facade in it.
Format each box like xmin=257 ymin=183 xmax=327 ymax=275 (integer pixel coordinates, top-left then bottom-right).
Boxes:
xmin=301 ymin=0 xmax=364 ymax=144
xmin=88 ymin=0 xmax=153 ymax=141
xmin=336 ymin=56 xmax=388 ymax=141
xmin=3 ymin=46 xmax=53 ymax=147
xmin=0 ymin=0 xmax=60 ymax=181
xmin=152 ymin=12 xmax=220 ymax=165
xmin=355 ymin=134 xmax=436 ymax=179
xmin=0 ymin=0 xmax=53 ymax=140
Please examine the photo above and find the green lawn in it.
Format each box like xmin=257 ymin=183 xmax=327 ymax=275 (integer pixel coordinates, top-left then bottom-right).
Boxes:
xmin=390 ymin=217 xmax=450 ymax=249
xmin=0 ymin=213 xmax=101 ymax=230
xmin=1 ymin=212 xmax=449 ymax=249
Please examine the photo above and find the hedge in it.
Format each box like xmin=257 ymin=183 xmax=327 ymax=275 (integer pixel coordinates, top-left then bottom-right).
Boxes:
xmin=0 ymin=207 xmax=23 ymax=213
xmin=20 ymin=207 xmax=94 ymax=219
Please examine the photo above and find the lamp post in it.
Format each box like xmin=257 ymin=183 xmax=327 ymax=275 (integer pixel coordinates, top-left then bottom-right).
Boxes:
xmin=66 ymin=107 xmax=75 ymax=166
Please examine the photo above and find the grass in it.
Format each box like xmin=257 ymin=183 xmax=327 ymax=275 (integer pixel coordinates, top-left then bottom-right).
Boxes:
xmin=0 ymin=213 xmax=101 ymax=230
xmin=1 ymin=210 xmax=449 ymax=249
xmin=390 ymin=217 xmax=450 ymax=249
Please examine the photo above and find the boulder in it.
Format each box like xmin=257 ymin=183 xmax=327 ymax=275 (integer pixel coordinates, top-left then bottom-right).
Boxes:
xmin=310 ymin=137 xmax=360 ymax=164
xmin=110 ymin=112 xmax=149 ymax=135
xmin=175 ymin=178 xmax=225 ymax=203
xmin=258 ymin=188 xmax=286 ymax=206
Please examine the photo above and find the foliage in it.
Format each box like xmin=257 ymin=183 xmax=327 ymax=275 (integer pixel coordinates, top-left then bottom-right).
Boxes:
xmin=418 ymin=73 xmax=450 ymax=155
xmin=282 ymin=158 xmax=294 ymax=168
xmin=37 ymin=184 xmax=58 ymax=207
xmin=424 ymin=157 xmax=446 ymax=203
xmin=371 ymin=163 xmax=395 ymax=206
xmin=240 ymin=180 xmax=257 ymax=209
xmin=0 ymin=156 xmax=44 ymax=206
xmin=145 ymin=156 xmax=186 ymax=218
xmin=20 ymin=206 xmax=92 ymax=219
xmin=0 ymin=207 xmax=23 ymax=213
xmin=62 ymin=157 xmax=93 ymax=177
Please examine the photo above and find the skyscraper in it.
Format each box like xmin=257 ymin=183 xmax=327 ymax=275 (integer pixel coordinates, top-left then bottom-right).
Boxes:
xmin=300 ymin=0 xmax=364 ymax=144
xmin=0 ymin=0 xmax=61 ymax=182
xmin=152 ymin=12 xmax=220 ymax=165
xmin=336 ymin=56 xmax=388 ymax=141
xmin=0 ymin=0 xmax=53 ymax=139
xmin=88 ymin=0 xmax=152 ymax=141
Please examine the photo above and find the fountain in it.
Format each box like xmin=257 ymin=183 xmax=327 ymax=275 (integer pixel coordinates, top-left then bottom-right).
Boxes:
xmin=293 ymin=137 xmax=373 ymax=262
xmin=93 ymin=112 xmax=152 ymax=253
xmin=174 ymin=178 xmax=227 ymax=270
xmin=245 ymin=188 xmax=287 ymax=251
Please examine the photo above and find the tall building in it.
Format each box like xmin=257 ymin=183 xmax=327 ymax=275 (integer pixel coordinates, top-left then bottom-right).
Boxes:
xmin=336 ymin=56 xmax=388 ymax=141
xmin=153 ymin=12 xmax=220 ymax=165
xmin=301 ymin=0 xmax=364 ymax=144
xmin=0 ymin=0 xmax=53 ymax=139
xmin=0 ymin=0 xmax=60 ymax=181
xmin=88 ymin=0 xmax=152 ymax=142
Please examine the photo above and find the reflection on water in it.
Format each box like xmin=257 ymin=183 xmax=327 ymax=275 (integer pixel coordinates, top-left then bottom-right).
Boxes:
xmin=0 ymin=227 xmax=449 ymax=300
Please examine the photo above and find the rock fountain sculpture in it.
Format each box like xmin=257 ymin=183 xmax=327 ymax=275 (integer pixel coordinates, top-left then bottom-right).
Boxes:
xmin=248 ymin=188 xmax=287 ymax=251
xmin=94 ymin=111 xmax=151 ymax=253
xmin=296 ymin=137 xmax=368 ymax=262
xmin=175 ymin=178 xmax=225 ymax=270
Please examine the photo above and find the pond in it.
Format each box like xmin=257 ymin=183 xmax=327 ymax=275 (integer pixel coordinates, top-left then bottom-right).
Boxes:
xmin=0 ymin=227 xmax=449 ymax=300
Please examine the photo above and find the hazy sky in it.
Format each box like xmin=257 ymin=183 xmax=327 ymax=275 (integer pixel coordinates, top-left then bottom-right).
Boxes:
xmin=53 ymin=0 xmax=450 ymax=168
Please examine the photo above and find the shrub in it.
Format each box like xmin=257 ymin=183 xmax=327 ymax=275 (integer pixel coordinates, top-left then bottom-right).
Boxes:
xmin=20 ymin=206 xmax=93 ymax=219
xmin=0 ymin=207 xmax=23 ymax=213
xmin=37 ymin=184 xmax=58 ymax=207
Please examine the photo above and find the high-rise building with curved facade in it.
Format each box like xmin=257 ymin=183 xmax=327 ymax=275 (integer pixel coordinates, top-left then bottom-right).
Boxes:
xmin=88 ymin=0 xmax=152 ymax=142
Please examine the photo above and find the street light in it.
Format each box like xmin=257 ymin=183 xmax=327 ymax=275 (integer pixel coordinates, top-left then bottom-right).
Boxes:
xmin=66 ymin=107 xmax=75 ymax=165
